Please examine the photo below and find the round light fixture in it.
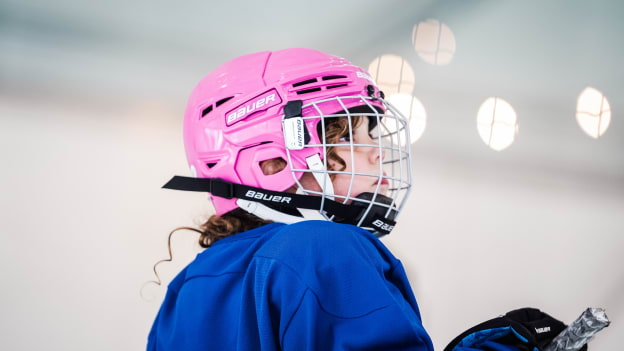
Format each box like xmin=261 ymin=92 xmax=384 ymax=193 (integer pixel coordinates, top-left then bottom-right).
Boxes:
xmin=476 ymin=97 xmax=518 ymax=151
xmin=412 ymin=19 xmax=456 ymax=66
xmin=576 ymin=87 xmax=611 ymax=139
xmin=386 ymin=93 xmax=427 ymax=144
xmin=368 ymin=54 xmax=415 ymax=96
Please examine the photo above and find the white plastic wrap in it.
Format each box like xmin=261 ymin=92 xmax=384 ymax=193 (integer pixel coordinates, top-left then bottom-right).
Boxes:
xmin=543 ymin=308 xmax=610 ymax=351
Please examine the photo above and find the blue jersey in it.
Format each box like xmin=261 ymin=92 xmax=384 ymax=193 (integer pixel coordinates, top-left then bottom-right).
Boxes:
xmin=147 ymin=220 xmax=433 ymax=350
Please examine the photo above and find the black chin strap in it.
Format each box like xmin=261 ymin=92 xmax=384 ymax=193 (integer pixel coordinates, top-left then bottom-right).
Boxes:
xmin=162 ymin=176 xmax=396 ymax=236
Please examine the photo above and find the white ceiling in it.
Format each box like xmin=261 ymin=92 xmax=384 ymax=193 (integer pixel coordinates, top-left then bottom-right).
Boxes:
xmin=1 ymin=0 xmax=622 ymax=184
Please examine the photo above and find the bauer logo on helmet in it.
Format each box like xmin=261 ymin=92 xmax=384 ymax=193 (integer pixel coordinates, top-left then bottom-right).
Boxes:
xmin=225 ymin=89 xmax=282 ymax=126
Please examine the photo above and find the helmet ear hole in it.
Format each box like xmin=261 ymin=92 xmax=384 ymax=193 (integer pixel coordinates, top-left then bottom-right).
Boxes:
xmin=259 ymin=157 xmax=287 ymax=176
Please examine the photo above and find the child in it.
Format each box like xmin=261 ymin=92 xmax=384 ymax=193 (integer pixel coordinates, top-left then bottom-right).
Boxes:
xmin=148 ymin=48 xmax=433 ymax=350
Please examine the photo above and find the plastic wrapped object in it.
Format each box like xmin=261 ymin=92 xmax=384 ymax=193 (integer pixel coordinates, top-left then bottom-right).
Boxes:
xmin=543 ymin=308 xmax=610 ymax=351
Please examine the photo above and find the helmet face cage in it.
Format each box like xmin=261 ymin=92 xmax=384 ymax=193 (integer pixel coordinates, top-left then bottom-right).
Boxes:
xmin=283 ymin=95 xmax=412 ymax=234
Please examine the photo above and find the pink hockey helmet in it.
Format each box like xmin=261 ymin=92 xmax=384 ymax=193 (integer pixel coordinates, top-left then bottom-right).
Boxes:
xmin=164 ymin=48 xmax=412 ymax=236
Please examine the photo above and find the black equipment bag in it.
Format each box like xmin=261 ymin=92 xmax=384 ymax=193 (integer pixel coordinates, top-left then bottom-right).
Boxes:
xmin=444 ymin=307 xmax=588 ymax=351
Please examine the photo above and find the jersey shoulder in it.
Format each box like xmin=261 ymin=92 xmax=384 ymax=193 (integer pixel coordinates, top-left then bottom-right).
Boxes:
xmin=256 ymin=220 xmax=390 ymax=265
xmin=255 ymin=220 xmax=399 ymax=317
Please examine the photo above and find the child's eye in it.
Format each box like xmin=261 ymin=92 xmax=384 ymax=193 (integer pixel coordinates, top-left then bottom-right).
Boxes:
xmin=338 ymin=136 xmax=351 ymax=142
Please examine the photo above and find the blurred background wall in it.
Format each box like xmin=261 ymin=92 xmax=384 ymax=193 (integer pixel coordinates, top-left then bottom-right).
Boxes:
xmin=1 ymin=0 xmax=622 ymax=350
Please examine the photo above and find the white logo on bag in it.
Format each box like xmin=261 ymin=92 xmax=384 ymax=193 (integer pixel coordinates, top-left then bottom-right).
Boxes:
xmin=535 ymin=327 xmax=551 ymax=334
xmin=245 ymin=190 xmax=292 ymax=203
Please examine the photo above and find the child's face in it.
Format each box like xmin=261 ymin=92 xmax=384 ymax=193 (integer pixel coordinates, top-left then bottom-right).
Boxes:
xmin=301 ymin=117 xmax=388 ymax=201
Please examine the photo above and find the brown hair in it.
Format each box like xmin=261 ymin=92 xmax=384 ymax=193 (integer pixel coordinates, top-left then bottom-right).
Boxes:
xmin=145 ymin=116 xmax=365 ymax=292
xmin=182 ymin=117 xmax=364 ymax=248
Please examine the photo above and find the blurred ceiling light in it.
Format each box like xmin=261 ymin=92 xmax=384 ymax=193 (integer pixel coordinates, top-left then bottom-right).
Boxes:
xmin=368 ymin=54 xmax=415 ymax=96
xmin=387 ymin=93 xmax=427 ymax=144
xmin=476 ymin=97 xmax=518 ymax=151
xmin=576 ymin=87 xmax=611 ymax=139
xmin=412 ymin=19 xmax=456 ymax=66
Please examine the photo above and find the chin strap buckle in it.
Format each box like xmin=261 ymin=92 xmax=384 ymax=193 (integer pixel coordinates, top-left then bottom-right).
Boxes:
xmin=209 ymin=178 xmax=235 ymax=199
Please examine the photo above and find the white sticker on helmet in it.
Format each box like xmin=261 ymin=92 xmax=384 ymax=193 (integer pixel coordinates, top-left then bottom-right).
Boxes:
xmin=283 ymin=117 xmax=305 ymax=150
xmin=356 ymin=71 xmax=377 ymax=85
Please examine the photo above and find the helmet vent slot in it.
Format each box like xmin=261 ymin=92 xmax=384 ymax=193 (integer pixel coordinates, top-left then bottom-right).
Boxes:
xmin=293 ymin=78 xmax=318 ymax=87
xmin=326 ymin=84 xmax=348 ymax=90
xmin=201 ymin=105 xmax=213 ymax=117
xmin=206 ymin=162 xmax=218 ymax=169
xmin=322 ymin=75 xmax=347 ymax=81
xmin=201 ymin=96 xmax=234 ymax=119
xmin=296 ymin=88 xmax=322 ymax=95
xmin=216 ymin=96 xmax=234 ymax=107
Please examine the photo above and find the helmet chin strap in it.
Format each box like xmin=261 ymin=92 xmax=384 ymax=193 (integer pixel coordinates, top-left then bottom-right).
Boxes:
xmin=163 ymin=174 xmax=397 ymax=236
xmin=237 ymin=153 xmax=335 ymax=224
xmin=236 ymin=197 xmax=326 ymax=224
xmin=305 ymin=154 xmax=335 ymax=200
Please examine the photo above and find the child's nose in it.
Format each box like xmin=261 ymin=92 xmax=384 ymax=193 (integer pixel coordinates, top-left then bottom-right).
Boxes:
xmin=367 ymin=144 xmax=386 ymax=164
